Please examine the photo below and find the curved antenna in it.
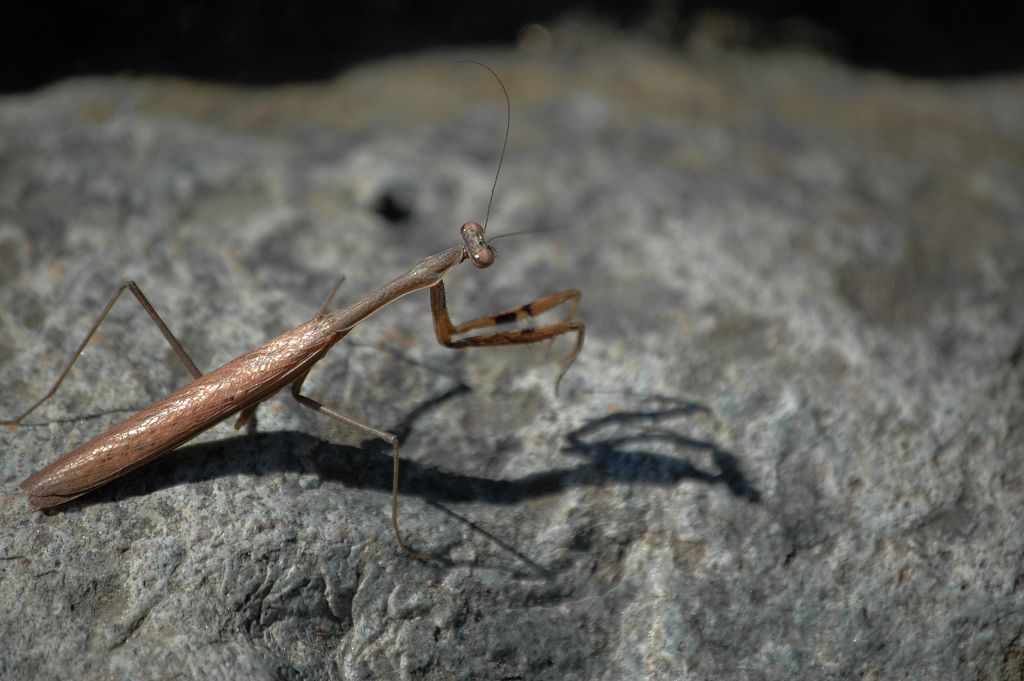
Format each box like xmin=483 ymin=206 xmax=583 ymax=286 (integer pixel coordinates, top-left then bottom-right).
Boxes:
xmin=487 ymin=224 xmax=569 ymax=243
xmin=455 ymin=60 xmax=509 ymax=232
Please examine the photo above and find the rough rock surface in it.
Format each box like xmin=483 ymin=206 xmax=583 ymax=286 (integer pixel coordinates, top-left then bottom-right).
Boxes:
xmin=1 ymin=29 xmax=1023 ymax=681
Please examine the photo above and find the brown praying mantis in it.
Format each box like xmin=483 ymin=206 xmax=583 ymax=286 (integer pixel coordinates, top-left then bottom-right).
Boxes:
xmin=1 ymin=63 xmax=584 ymax=559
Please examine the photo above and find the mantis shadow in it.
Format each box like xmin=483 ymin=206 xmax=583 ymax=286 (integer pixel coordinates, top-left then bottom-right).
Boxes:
xmin=74 ymin=390 xmax=758 ymax=510
xmin=560 ymin=394 xmax=760 ymax=502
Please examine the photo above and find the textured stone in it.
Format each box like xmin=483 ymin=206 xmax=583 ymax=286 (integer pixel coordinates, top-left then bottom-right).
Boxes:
xmin=1 ymin=28 xmax=1022 ymax=680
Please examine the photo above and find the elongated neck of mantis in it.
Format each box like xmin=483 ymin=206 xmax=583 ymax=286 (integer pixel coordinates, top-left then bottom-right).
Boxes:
xmin=324 ymin=246 xmax=465 ymax=334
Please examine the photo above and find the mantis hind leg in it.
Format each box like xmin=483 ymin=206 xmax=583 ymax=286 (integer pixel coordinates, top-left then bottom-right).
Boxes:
xmin=2 ymin=281 xmax=203 ymax=427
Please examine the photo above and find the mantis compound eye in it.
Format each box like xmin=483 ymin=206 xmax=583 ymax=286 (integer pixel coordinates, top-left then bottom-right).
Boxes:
xmin=461 ymin=222 xmax=495 ymax=268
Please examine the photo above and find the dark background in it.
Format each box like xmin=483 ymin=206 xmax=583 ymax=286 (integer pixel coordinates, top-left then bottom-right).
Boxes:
xmin=2 ymin=0 xmax=1022 ymax=93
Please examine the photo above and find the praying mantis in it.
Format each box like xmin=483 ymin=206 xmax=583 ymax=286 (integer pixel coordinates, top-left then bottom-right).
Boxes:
xmin=1 ymin=63 xmax=584 ymax=559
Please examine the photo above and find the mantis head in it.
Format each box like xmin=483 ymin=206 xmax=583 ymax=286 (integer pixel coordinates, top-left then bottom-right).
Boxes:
xmin=460 ymin=222 xmax=496 ymax=268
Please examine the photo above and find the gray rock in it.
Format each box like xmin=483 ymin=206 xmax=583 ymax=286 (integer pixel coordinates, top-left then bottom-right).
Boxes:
xmin=1 ymin=29 xmax=1023 ymax=681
